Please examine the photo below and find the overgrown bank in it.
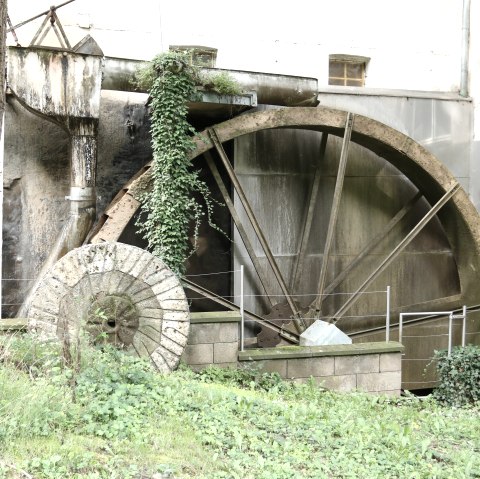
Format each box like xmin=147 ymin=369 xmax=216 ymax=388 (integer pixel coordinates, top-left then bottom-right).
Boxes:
xmin=0 ymin=334 xmax=479 ymax=478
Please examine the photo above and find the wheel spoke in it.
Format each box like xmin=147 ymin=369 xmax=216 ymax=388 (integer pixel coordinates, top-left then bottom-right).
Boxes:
xmin=322 ymin=190 xmax=423 ymax=296
xmin=203 ymin=150 xmax=274 ymax=308
xmin=332 ymin=183 xmax=460 ymax=323
xmin=291 ymin=133 xmax=328 ymax=293
xmin=208 ymin=128 xmax=302 ymax=325
xmin=313 ymin=113 xmax=354 ymax=316
xmin=182 ymin=278 xmax=299 ymax=343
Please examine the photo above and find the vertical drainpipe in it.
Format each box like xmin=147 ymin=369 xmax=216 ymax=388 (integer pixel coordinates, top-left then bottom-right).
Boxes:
xmin=460 ymin=0 xmax=471 ymax=97
xmin=0 ymin=111 xmax=4 ymax=319
xmin=17 ymin=120 xmax=98 ymax=317
xmin=66 ymin=118 xmax=98 ymax=248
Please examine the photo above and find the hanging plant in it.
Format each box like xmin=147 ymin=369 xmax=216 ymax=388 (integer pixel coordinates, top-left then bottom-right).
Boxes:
xmin=134 ymin=51 xmax=221 ymax=275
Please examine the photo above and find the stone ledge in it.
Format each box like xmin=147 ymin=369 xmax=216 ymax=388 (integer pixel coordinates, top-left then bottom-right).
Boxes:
xmin=0 ymin=318 xmax=28 ymax=331
xmin=238 ymin=342 xmax=404 ymax=361
xmin=189 ymin=311 xmax=241 ymax=324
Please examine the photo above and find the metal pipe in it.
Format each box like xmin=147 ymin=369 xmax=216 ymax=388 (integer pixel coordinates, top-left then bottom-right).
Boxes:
xmin=460 ymin=0 xmax=471 ymax=97
xmin=0 ymin=112 xmax=4 ymax=319
xmin=240 ymin=265 xmax=244 ymax=352
xmin=399 ymin=311 xmax=454 ymax=345
xmin=448 ymin=313 xmax=453 ymax=355
xmin=386 ymin=286 xmax=391 ymax=342
xmin=101 ymin=58 xmax=319 ymax=107
xmin=7 ymin=0 xmax=77 ymax=33
xmin=462 ymin=305 xmax=467 ymax=346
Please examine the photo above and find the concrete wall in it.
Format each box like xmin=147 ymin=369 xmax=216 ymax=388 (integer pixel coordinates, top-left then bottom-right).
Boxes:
xmin=239 ymin=342 xmax=404 ymax=395
xmin=0 ymin=317 xmax=403 ymax=395
xmin=2 ymin=89 xmax=151 ymax=317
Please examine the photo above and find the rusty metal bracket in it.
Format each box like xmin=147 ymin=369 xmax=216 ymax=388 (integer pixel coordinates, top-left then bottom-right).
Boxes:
xmin=8 ymin=1 xmax=76 ymax=49
xmin=6 ymin=15 xmax=21 ymax=47
xmin=30 ymin=5 xmax=72 ymax=50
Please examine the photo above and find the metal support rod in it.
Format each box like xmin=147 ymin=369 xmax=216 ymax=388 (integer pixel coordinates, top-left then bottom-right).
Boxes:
xmin=30 ymin=13 xmax=50 ymax=45
xmin=460 ymin=0 xmax=471 ymax=97
xmin=182 ymin=277 xmax=299 ymax=344
xmin=462 ymin=305 xmax=467 ymax=346
xmin=7 ymin=0 xmax=77 ymax=33
xmin=6 ymin=15 xmax=20 ymax=46
xmin=30 ymin=7 xmax=72 ymax=49
xmin=322 ymin=191 xmax=422 ymax=296
xmin=240 ymin=265 xmax=244 ymax=352
xmin=208 ymin=128 xmax=301 ymax=322
xmin=51 ymin=11 xmax=72 ymax=49
xmin=203 ymin=151 xmax=273 ymax=307
xmin=399 ymin=311 xmax=453 ymax=344
xmin=448 ymin=313 xmax=453 ymax=356
xmin=332 ymin=183 xmax=460 ymax=323
xmin=313 ymin=113 xmax=354 ymax=315
xmin=386 ymin=285 xmax=391 ymax=342
xmin=292 ymin=133 xmax=328 ymax=292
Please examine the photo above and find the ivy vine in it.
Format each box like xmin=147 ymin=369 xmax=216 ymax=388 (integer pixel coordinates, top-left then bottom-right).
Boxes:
xmin=135 ymin=51 xmax=220 ymax=275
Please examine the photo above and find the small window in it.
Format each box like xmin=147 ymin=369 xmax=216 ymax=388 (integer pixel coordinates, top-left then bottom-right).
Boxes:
xmin=328 ymin=54 xmax=369 ymax=87
xmin=169 ymin=45 xmax=217 ymax=68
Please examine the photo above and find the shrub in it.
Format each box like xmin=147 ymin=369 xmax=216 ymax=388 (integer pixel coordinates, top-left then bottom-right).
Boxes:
xmin=432 ymin=345 xmax=480 ymax=406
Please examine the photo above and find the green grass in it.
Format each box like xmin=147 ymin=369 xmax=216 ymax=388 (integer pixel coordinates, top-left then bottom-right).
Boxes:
xmin=0 ymin=334 xmax=479 ymax=478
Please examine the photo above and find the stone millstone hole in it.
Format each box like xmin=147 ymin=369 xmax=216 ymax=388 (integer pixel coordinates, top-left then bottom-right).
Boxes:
xmin=85 ymin=291 xmax=140 ymax=347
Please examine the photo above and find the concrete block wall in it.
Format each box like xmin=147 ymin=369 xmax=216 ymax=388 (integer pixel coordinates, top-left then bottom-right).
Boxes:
xmin=238 ymin=342 xmax=404 ymax=395
xmin=181 ymin=311 xmax=240 ymax=370
xmin=1 ymin=316 xmax=403 ymax=395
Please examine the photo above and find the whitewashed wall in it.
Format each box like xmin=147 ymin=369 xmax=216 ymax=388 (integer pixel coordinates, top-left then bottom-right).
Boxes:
xmin=6 ymin=0 xmax=479 ymax=205
xmin=7 ymin=0 xmax=466 ymax=92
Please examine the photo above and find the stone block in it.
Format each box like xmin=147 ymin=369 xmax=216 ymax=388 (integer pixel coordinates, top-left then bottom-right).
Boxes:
xmin=286 ymin=357 xmax=334 ymax=379
xmin=334 ymin=354 xmax=379 ymax=375
xmin=182 ymin=343 xmax=213 ymax=365
xmin=256 ymin=359 xmax=287 ymax=378
xmin=319 ymin=374 xmax=357 ymax=392
xmin=213 ymin=342 xmax=238 ymax=363
xmin=356 ymin=371 xmax=401 ymax=393
xmin=188 ymin=323 xmax=238 ymax=345
xmin=379 ymin=353 xmax=401 ymax=372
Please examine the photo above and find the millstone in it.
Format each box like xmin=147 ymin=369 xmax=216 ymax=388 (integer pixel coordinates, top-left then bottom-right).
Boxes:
xmin=27 ymin=242 xmax=190 ymax=373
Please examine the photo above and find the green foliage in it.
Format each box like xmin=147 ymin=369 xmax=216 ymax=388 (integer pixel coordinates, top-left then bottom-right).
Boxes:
xmin=135 ymin=50 xmax=221 ymax=275
xmin=133 ymin=57 xmax=242 ymax=96
xmin=432 ymin=345 xmax=480 ymax=407
xmin=199 ymin=71 xmax=243 ymax=96
xmin=195 ymin=364 xmax=287 ymax=392
xmin=1 ymin=334 xmax=479 ymax=478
